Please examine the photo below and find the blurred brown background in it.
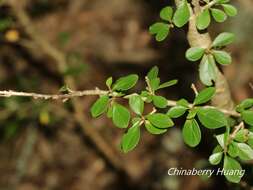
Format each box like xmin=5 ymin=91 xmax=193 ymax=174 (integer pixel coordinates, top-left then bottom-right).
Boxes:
xmin=0 ymin=0 xmax=252 ymax=190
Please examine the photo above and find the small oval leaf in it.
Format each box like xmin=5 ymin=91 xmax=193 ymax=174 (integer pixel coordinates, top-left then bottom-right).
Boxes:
xmin=212 ymin=32 xmax=235 ymax=47
xmin=186 ymin=47 xmax=205 ymax=61
xmin=149 ymin=22 xmax=170 ymax=42
xmin=236 ymin=142 xmax=253 ymax=160
xmin=145 ymin=121 xmax=167 ymax=135
xmin=129 ymin=95 xmax=144 ymax=115
xmin=167 ymin=106 xmax=188 ymax=118
xmin=242 ymin=111 xmax=253 ymax=126
xmin=147 ymin=66 xmax=159 ymax=80
xmin=112 ymin=74 xmax=138 ymax=91
xmin=147 ymin=113 xmax=174 ymax=129
xmin=213 ymin=50 xmax=232 ymax=65
xmin=197 ymin=108 xmax=227 ymax=129
xmin=199 ymin=55 xmax=218 ymax=86
xmin=91 ymin=95 xmax=110 ymax=117
xmin=196 ymin=9 xmax=211 ymax=30
xmin=194 ymin=87 xmax=216 ymax=105
xmin=182 ymin=119 xmax=201 ymax=147
xmin=158 ymin=79 xmax=178 ymax=89
xmin=211 ymin=8 xmax=227 ymax=23
xmin=223 ymin=156 xmax=243 ymax=183
xmin=209 ymin=152 xmax=223 ymax=165
xmin=173 ymin=0 xmax=190 ymax=27
xmin=112 ymin=104 xmax=130 ymax=128
xmin=222 ymin=4 xmax=237 ymax=17
xmin=160 ymin=6 xmax=174 ymax=21
xmin=121 ymin=122 xmax=141 ymax=153
xmin=152 ymin=95 xmax=168 ymax=108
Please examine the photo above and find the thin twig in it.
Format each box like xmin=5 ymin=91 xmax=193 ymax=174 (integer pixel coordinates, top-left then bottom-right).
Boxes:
xmin=0 ymin=89 xmax=241 ymax=117
xmin=225 ymin=122 xmax=244 ymax=151
xmin=230 ymin=122 xmax=244 ymax=139
xmin=0 ymin=89 xmax=108 ymax=100
xmin=145 ymin=76 xmax=154 ymax=95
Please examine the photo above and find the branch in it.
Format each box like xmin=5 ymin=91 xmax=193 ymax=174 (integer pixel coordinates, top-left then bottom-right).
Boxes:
xmin=0 ymin=89 xmax=241 ymax=117
xmin=230 ymin=122 xmax=244 ymax=139
xmin=0 ymin=89 xmax=108 ymax=100
xmin=225 ymin=122 xmax=244 ymax=152
xmin=182 ymin=0 xmax=235 ymax=110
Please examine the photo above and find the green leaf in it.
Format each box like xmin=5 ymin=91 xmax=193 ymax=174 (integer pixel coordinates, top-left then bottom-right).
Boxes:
xmin=147 ymin=113 xmax=174 ymax=129
xmin=212 ymin=32 xmax=235 ymax=47
xmin=236 ymin=99 xmax=253 ymax=112
xmin=213 ymin=50 xmax=232 ymax=65
xmin=129 ymin=95 xmax=144 ymax=115
xmin=216 ymin=0 xmax=230 ymax=4
xmin=112 ymin=104 xmax=130 ymax=128
xmin=211 ymin=8 xmax=227 ymax=23
xmin=223 ymin=156 xmax=243 ymax=183
xmin=213 ymin=145 xmax=223 ymax=153
xmin=199 ymin=55 xmax=218 ymax=86
xmin=121 ymin=121 xmax=141 ymax=153
xmin=91 ymin=95 xmax=110 ymax=117
xmin=182 ymin=119 xmax=201 ymax=147
xmin=194 ymin=87 xmax=216 ymax=105
xmin=222 ymin=4 xmax=237 ymax=17
xmin=177 ymin=98 xmax=190 ymax=107
xmin=216 ymin=134 xmax=225 ymax=148
xmin=209 ymin=152 xmax=223 ymax=165
xmin=149 ymin=78 xmax=160 ymax=91
xmin=131 ymin=116 xmax=141 ymax=123
xmin=160 ymin=6 xmax=174 ymax=22
xmin=248 ymin=133 xmax=253 ymax=148
xmin=145 ymin=121 xmax=167 ymax=135
xmin=241 ymin=99 xmax=253 ymax=109
xmin=158 ymin=79 xmax=178 ymax=89
xmin=149 ymin=22 xmax=170 ymax=42
xmin=107 ymin=106 xmax=113 ymax=118
xmin=242 ymin=111 xmax=253 ymax=126
xmin=112 ymin=74 xmax=138 ymax=91
xmin=228 ymin=141 xmax=239 ymax=158
xmin=236 ymin=142 xmax=253 ymax=160
xmin=147 ymin=66 xmax=159 ymax=81
xmin=106 ymin=77 xmax=113 ymax=89
xmin=196 ymin=9 xmax=211 ymax=30
xmin=185 ymin=47 xmax=205 ymax=61
xmin=173 ymin=0 xmax=190 ymax=27
xmin=197 ymin=108 xmax=227 ymax=129
xmin=152 ymin=95 xmax=168 ymax=108
xmin=140 ymin=91 xmax=153 ymax=103
xmin=234 ymin=129 xmax=249 ymax=143
xmin=167 ymin=106 xmax=188 ymax=118
xmin=187 ymin=108 xmax=198 ymax=120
